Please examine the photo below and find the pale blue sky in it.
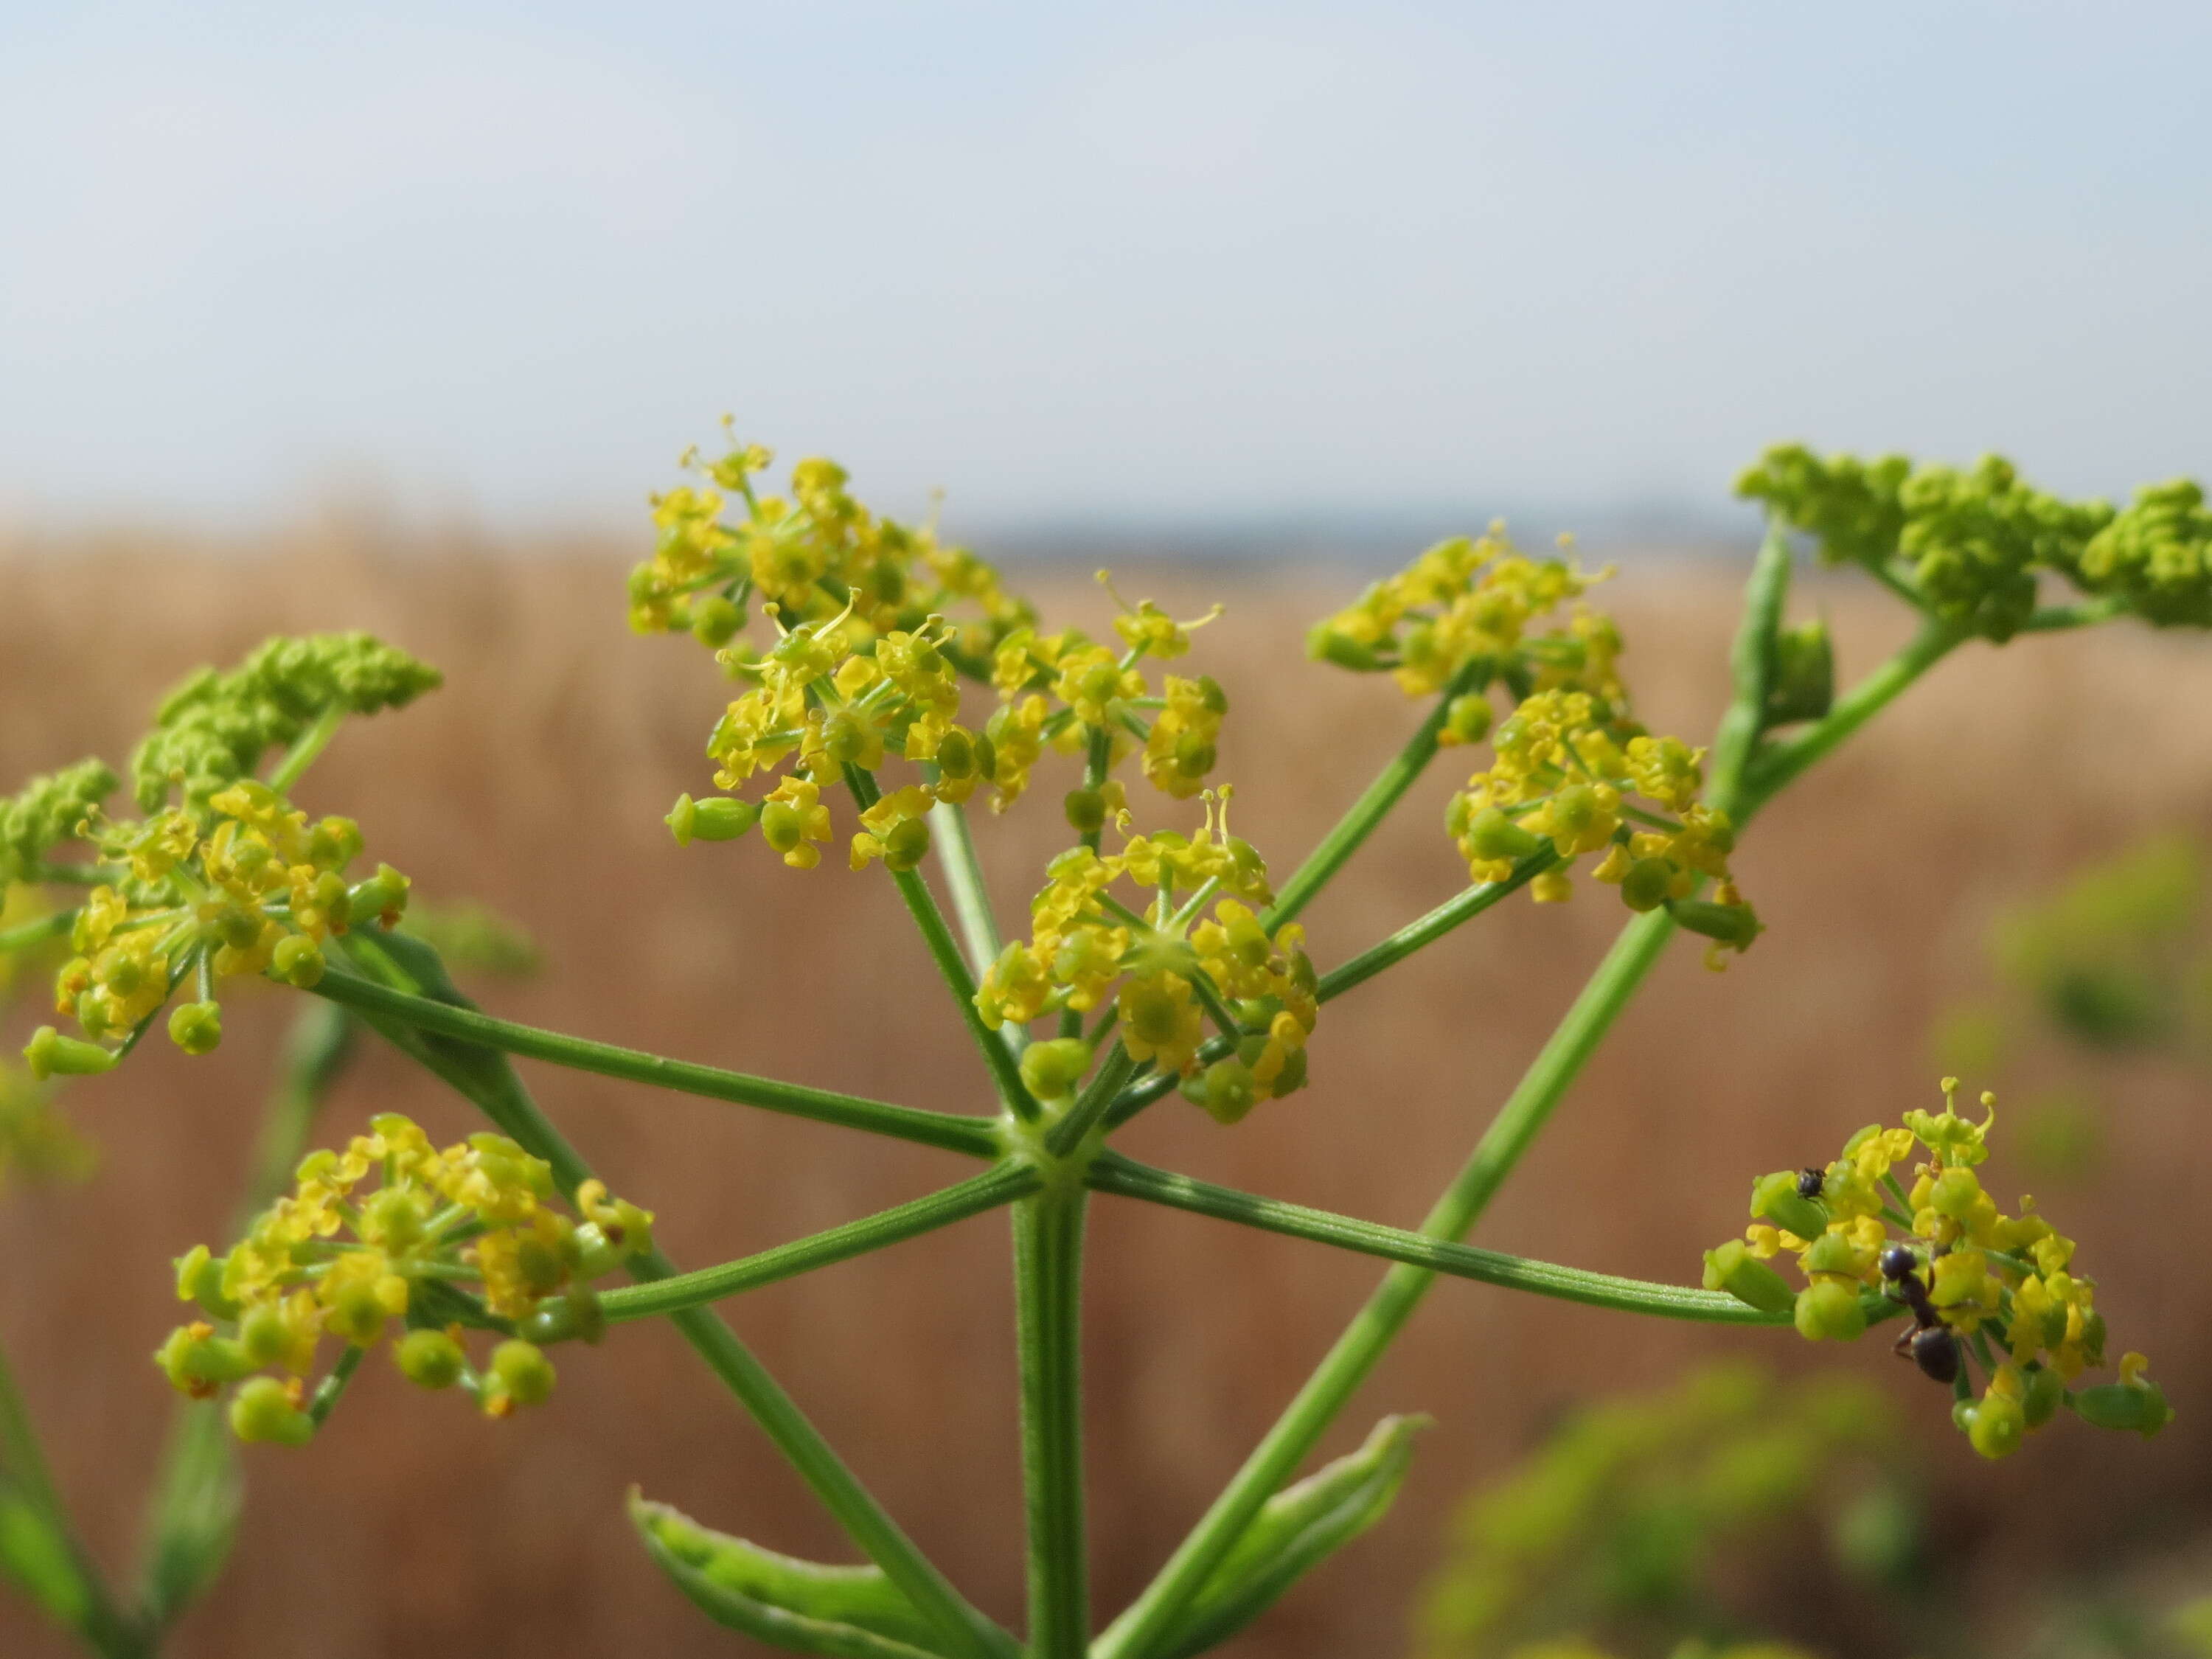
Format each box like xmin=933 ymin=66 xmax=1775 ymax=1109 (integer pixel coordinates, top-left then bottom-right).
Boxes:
xmin=3 ymin=3 xmax=2207 ymax=537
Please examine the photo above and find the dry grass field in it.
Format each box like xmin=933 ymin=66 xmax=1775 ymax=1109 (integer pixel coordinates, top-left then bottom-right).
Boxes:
xmin=2 ymin=529 xmax=2209 ymax=1658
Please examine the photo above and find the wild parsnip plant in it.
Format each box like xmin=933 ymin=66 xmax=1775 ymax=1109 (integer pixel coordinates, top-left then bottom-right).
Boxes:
xmin=3 ymin=439 xmax=2207 ymax=1659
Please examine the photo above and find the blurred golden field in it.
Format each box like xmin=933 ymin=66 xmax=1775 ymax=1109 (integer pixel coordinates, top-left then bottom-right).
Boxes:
xmin=2 ymin=528 xmax=2210 ymax=1658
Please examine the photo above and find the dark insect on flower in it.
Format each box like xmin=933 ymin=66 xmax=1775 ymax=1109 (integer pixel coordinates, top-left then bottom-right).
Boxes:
xmin=1879 ymin=1243 xmax=1919 ymax=1281
xmin=1909 ymin=1324 xmax=1961 ymax=1385
xmin=1795 ymin=1166 xmax=1826 ymax=1200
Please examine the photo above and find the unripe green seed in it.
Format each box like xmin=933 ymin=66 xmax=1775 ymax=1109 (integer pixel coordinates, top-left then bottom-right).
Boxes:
xmin=229 ymin=1377 xmax=315 ymax=1447
xmin=1702 ymin=1239 xmax=1797 ymax=1315
xmin=1064 ymin=787 xmax=1107 ymax=833
xmin=273 ymin=933 xmax=326 ymax=988
xmin=1464 ymin=807 xmax=1543 ymax=863
xmin=936 ymin=729 xmax=977 ymax=779
xmin=395 ymin=1328 xmax=467 ymax=1390
xmin=490 ymin=1339 xmax=556 ymax=1408
xmin=1965 ymin=1391 xmax=2025 ymax=1458
xmin=24 ymin=1025 xmax=116 ymax=1082
xmin=689 ymin=594 xmax=744 ymax=647
xmin=1620 ymin=858 xmax=1674 ymax=913
xmin=1019 ymin=1038 xmax=1091 ymax=1101
xmin=168 ymin=1001 xmax=223 ymax=1057
xmin=1750 ymin=1170 xmax=1827 ymax=1240
xmin=1444 ymin=694 xmax=1492 ymax=744
xmin=881 ymin=816 xmax=931 ymax=873
xmin=1793 ymin=1279 xmax=1866 ymax=1342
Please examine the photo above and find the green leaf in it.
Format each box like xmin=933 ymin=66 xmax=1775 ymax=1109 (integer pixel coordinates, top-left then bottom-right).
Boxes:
xmin=1150 ymin=1415 xmax=1430 ymax=1659
xmin=627 ymin=1490 xmax=950 ymax=1659
xmin=0 ymin=1489 xmax=94 ymax=1631
xmin=135 ymin=1402 xmax=243 ymax=1631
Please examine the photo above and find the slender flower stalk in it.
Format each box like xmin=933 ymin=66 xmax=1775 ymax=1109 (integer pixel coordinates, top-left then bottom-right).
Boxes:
xmin=603 ymin=1164 xmax=1040 ymax=1323
xmin=306 ymin=960 xmax=1003 ymax=1158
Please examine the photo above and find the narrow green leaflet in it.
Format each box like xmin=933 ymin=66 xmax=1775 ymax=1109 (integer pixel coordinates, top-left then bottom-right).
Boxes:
xmin=1143 ymin=1415 xmax=1429 ymax=1659
xmin=0 ymin=1490 xmax=94 ymax=1632
xmin=628 ymin=1492 xmax=950 ymax=1659
xmin=134 ymin=1403 xmax=243 ymax=1632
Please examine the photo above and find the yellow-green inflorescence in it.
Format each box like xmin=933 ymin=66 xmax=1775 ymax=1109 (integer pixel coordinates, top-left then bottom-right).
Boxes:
xmin=639 ymin=434 xmax=1315 ymax=1119
xmin=1704 ymin=1078 xmax=2171 ymax=1460
xmin=1738 ymin=445 xmax=2212 ymax=639
xmin=1307 ymin=524 xmax=1759 ymax=967
xmin=639 ymin=434 xmax=1239 ymax=868
xmin=158 ymin=1113 xmax=653 ymax=1443
xmin=3 ymin=634 xmax=437 ymax=1077
xmin=983 ymin=790 xmax=1319 ymax=1122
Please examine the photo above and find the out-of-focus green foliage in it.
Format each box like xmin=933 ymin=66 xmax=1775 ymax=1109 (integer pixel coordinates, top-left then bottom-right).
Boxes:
xmin=398 ymin=900 xmax=543 ymax=981
xmin=1412 ymin=1364 xmax=1911 ymax=1659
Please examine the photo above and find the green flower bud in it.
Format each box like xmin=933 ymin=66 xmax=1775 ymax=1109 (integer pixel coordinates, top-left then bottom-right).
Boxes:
xmin=1019 ymin=1037 xmax=1091 ymax=1101
xmin=1964 ymin=1391 xmax=2025 ymax=1459
xmin=307 ymin=815 xmax=365 ymax=871
xmin=273 ymin=933 xmax=326 ymax=989
xmin=1195 ymin=675 xmax=1229 ymax=715
xmin=1306 ymin=623 xmax=1382 ymax=671
xmin=306 ymin=871 xmax=352 ymax=930
xmin=1443 ymin=694 xmax=1493 ymax=745
xmin=666 ymin=793 xmax=760 ymax=847
xmin=489 ymin=1339 xmax=556 ymax=1408
xmin=168 ymin=1001 xmax=223 ymax=1057
xmin=1172 ymin=733 xmax=1216 ymax=779
xmin=1702 ymin=1240 xmax=1797 ymax=1315
xmin=92 ymin=945 xmax=147 ymax=997
xmin=2070 ymin=1380 xmax=2173 ymax=1437
xmin=1266 ymin=1046 xmax=1309 ymax=1098
xmin=972 ymin=732 xmax=998 ymax=782
xmin=394 ymin=1328 xmax=467 ymax=1390
xmin=1750 ymin=1171 xmax=1828 ymax=1241
xmin=363 ymin=1186 xmax=428 ymax=1251
xmin=689 ymin=594 xmax=744 ymax=648
xmin=1793 ymin=1279 xmax=1866 ymax=1343
xmin=1063 ymin=787 xmax=1107 ymax=834
xmin=24 ymin=1026 xmax=116 ymax=1082
xmin=229 ymin=1377 xmax=315 ymax=1447
xmin=1463 ymin=807 xmax=1542 ymax=863
xmin=1765 ymin=619 xmax=1834 ymax=724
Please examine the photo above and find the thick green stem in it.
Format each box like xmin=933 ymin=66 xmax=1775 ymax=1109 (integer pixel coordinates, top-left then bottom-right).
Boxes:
xmin=1265 ymin=657 xmax=1484 ymax=930
xmin=1705 ymin=525 xmax=1792 ymax=806
xmin=1085 ymin=1152 xmax=1781 ymax=1324
xmin=1014 ymin=1185 xmax=1090 ymax=1658
xmin=1731 ymin=616 xmax=1963 ymax=821
xmin=1097 ymin=907 xmax=1678 ymax=1659
xmin=265 ymin=705 xmax=347 ymax=794
xmin=338 ymin=933 xmax=1019 ymax=1659
xmin=602 ymin=1164 xmax=1040 ymax=1322
xmin=305 ymin=961 xmax=1000 ymax=1159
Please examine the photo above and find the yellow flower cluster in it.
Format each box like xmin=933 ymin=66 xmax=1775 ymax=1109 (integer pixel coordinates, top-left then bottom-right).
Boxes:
xmin=1307 ymin=526 xmax=1621 ymax=700
xmin=28 ymin=781 xmax=409 ymax=1074
xmin=975 ymin=793 xmax=1318 ymax=1122
xmin=1443 ymin=691 xmax=1756 ymax=965
xmin=644 ymin=440 xmax=1242 ymax=870
xmin=629 ymin=434 xmax=1032 ymax=653
xmin=1703 ymin=1079 xmax=2171 ymax=1459
xmin=157 ymin=1113 xmax=653 ymax=1443
xmin=1309 ymin=526 xmax=1755 ymax=961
